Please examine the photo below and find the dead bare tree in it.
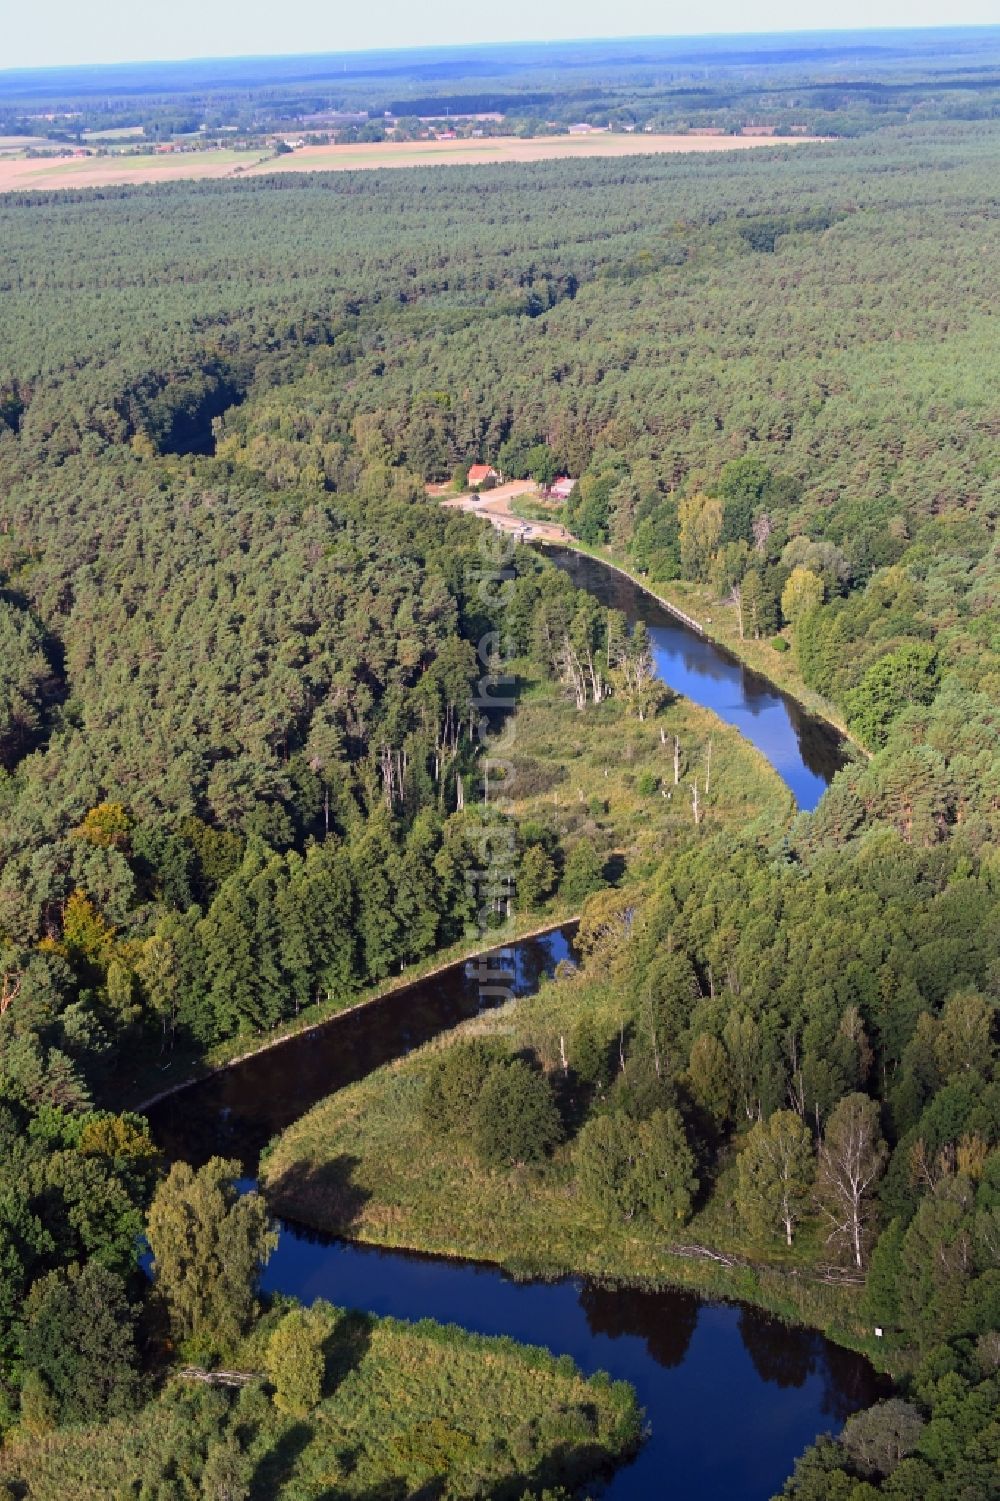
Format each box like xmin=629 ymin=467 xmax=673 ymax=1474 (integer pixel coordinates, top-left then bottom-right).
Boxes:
xmin=178 ymin=1367 xmax=256 ymax=1389
xmin=378 ymin=744 xmax=407 ymax=808
xmin=580 ymin=638 xmax=607 ymax=705
xmin=556 ymin=635 xmax=588 ymax=710
xmin=753 ymin=511 xmax=774 ymax=554
xmin=785 ymin=1029 xmax=806 ymax=1118
xmin=0 ymin=969 xmax=23 ymax=1017
xmin=728 ymin=583 xmax=745 ymax=639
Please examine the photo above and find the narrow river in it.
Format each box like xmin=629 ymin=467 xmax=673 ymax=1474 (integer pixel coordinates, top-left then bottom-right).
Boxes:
xmin=149 ymin=554 xmax=879 ymax=1499
xmin=543 ymin=546 xmax=848 ymax=813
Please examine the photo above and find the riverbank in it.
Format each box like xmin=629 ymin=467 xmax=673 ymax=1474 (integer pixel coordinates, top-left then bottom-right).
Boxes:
xmin=437 ymin=485 xmax=860 ymax=751
xmin=132 ymin=670 xmax=790 ymax=1115
xmin=543 ymin=537 xmax=860 ymax=750
xmin=494 ymin=665 xmax=794 ymax=874
xmin=260 ymin=976 xmax=895 ymax=1377
xmin=127 ymin=913 xmax=577 ymax=1113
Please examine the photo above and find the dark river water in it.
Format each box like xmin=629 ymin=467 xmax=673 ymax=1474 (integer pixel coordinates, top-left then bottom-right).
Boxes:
xmin=544 ymin=547 xmax=849 ymax=812
xmin=149 ymin=557 xmax=880 ymax=1500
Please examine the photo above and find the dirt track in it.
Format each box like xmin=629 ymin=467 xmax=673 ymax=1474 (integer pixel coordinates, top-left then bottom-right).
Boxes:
xmin=441 ymin=482 xmax=572 ymax=544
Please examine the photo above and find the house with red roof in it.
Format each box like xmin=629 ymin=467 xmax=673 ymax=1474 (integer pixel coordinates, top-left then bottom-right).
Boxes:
xmin=467 ymin=463 xmax=499 ymax=490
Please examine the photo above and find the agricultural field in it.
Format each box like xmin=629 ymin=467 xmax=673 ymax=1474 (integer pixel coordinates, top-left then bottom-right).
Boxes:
xmin=0 ymin=133 xmax=49 ymax=153
xmin=2 ymin=39 xmax=1000 ymax=1499
xmin=0 ymin=144 xmax=272 ymax=190
xmin=0 ymin=130 xmax=826 ymax=192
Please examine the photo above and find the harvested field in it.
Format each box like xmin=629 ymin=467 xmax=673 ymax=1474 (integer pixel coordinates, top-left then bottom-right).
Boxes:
xmin=0 ymin=146 xmax=272 ymax=191
xmin=0 ymin=135 xmax=50 ymax=153
xmin=244 ymin=132 xmax=829 ymax=175
xmin=0 ymin=131 xmax=828 ymax=193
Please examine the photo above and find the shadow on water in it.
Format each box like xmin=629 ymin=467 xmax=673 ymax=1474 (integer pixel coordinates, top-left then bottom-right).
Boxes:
xmin=253 ymin=1226 xmax=887 ymax=1501
xmin=147 ymin=559 xmax=878 ymax=1499
xmin=542 ymin=546 xmax=849 ymax=811
xmin=580 ymin=1282 xmax=700 ymax=1369
xmin=149 ymin=925 xmax=577 ymax=1172
xmin=147 ymin=936 xmax=885 ymax=1501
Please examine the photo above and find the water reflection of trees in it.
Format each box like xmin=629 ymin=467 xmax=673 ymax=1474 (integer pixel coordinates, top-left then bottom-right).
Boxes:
xmin=155 ymin=929 xmax=574 ymax=1170
xmin=509 ymin=928 xmax=574 ymax=998
xmin=581 ymin=1283 xmax=698 ymax=1369
xmin=551 ymin=547 xmax=849 ymax=793
xmin=820 ymin=1339 xmax=889 ymax=1424
xmin=737 ymin=1307 xmax=885 ymax=1425
xmin=787 ymin=703 xmax=849 ymax=783
xmin=737 ymin=1307 xmax=818 ymax=1389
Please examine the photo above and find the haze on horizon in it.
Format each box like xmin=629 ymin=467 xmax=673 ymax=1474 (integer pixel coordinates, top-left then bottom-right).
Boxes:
xmin=3 ymin=1 xmax=998 ymax=73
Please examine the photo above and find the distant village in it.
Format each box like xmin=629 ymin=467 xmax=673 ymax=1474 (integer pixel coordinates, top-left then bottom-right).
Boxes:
xmin=10 ymin=103 xmax=813 ymax=163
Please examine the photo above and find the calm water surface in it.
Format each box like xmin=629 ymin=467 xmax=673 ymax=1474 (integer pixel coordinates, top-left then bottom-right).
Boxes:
xmin=150 ymin=927 xmax=578 ymax=1169
xmin=544 ymin=547 xmax=848 ymax=811
xmin=261 ymin=1231 xmax=880 ymax=1500
xmin=150 ymin=931 xmax=883 ymax=1501
xmin=149 ymin=558 xmax=878 ymax=1499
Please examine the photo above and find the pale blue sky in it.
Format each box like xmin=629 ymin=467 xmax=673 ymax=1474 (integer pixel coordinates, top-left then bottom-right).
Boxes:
xmin=2 ymin=1 xmax=996 ymax=72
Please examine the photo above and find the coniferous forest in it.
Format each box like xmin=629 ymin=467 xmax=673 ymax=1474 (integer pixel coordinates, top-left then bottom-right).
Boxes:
xmin=0 ymin=37 xmax=999 ymax=1501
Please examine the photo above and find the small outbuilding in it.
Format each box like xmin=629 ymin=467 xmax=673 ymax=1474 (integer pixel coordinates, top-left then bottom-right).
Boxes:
xmin=467 ymin=463 xmax=499 ymax=489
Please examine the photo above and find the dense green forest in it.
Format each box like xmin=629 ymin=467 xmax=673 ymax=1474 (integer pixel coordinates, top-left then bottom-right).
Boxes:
xmin=0 ymin=98 xmax=998 ymax=1499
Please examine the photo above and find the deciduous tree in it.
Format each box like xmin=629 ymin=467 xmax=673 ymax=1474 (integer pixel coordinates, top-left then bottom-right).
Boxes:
xmin=21 ymin=1262 xmax=139 ymax=1425
xmin=266 ymin=1303 xmax=331 ymax=1416
xmin=146 ymin=1157 xmax=278 ymax=1353
xmin=472 ymin=1060 xmax=563 ymax=1168
xmin=815 ymin=1093 xmax=887 ymax=1270
xmin=736 ymin=1110 xmax=814 ymax=1246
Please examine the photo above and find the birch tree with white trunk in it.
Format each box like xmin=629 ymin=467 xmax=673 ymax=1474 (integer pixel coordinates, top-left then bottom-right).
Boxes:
xmin=815 ymin=1093 xmax=887 ymax=1270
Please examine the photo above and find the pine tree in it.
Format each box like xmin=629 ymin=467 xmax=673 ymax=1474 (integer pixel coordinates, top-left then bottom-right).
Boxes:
xmin=518 ymin=843 xmax=556 ymax=912
xmin=560 ymin=838 xmax=605 ymax=908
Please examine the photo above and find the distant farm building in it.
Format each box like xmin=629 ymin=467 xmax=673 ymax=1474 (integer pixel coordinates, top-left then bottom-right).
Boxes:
xmin=302 ymin=111 xmax=370 ymax=127
xmin=467 ymin=464 xmax=499 ymax=489
xmin=548 ymin=476 xmax=576 ymax=501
